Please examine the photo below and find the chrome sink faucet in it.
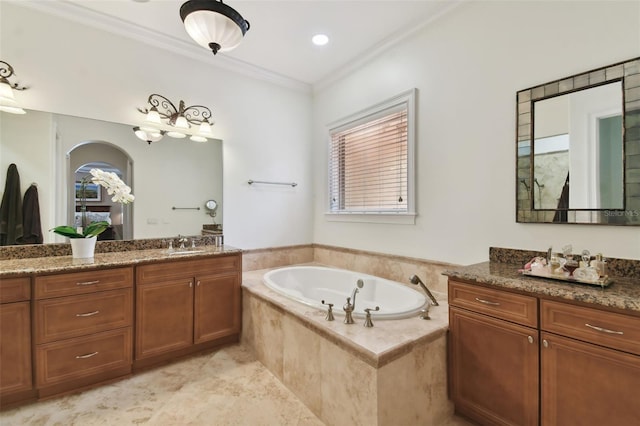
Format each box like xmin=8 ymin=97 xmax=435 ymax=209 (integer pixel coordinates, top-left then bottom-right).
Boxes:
xmin=178 ymin=234 xmax=187 ymax=249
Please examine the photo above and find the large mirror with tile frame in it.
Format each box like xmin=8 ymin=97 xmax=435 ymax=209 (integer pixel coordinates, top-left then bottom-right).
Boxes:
xmin=516 ymin=57 xmax=640 ymax=225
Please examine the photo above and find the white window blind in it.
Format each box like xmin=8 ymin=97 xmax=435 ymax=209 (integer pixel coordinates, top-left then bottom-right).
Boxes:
xmin=329 ymin=106 xmax=408 ymax=214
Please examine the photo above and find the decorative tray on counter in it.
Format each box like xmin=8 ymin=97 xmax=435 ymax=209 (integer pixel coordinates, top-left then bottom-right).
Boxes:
xmin=520 ymin=270 xmax=613 ymax=288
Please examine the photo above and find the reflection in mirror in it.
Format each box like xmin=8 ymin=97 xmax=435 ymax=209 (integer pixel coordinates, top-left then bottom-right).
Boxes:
xmin=0 ymin=109 xmax=223 ymax=244
xmin=516 ymin=57 xmax=640 ymax=225
xmin=532 ymin=81 xmax=623 ymax=211
xmin=74 ymin=161 xmax=130 ymax=241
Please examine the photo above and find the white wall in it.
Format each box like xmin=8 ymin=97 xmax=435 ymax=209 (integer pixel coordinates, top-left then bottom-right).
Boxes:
xmin=312 ymin=1 xmax=640 ymax=265
xmin=0 ymin=2 xmax=313 ymax=249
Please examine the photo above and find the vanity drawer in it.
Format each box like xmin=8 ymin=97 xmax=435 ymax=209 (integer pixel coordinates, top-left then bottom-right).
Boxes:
xmin=541 ymin=300 xmax=640 ymax=355
xmin=449 ymin=280 xmax=538 ymax=327
xmin=34 ymin=288 xmax=133 ymax=344
xmin=35 ymin=327 xmax=132 ymax=388
xmin=137 ymin=254 xmax=240 ymax=284
xmin=0 ymin=277 xmax=31 ymax=303
xmin=34 ymin=267 xmax=133 ymax=299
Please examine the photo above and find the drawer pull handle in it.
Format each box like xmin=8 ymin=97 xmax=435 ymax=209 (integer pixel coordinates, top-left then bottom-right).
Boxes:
xmin=76 ymin=310 xmax=100 ymax=317
xmin=475 ymin=297 xmax=500 ymax=306
xmin=75 ymin=351 xmax=99 ymax=359
xmin=585 ymin=323 xmax=624 ymax=335
xmin=76 ymin=280 xmax=100 ymax=286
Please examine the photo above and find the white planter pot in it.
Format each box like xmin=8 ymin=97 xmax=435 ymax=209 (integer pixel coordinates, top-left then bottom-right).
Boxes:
xmin=70 ymin=236 xmax=97 ymax=259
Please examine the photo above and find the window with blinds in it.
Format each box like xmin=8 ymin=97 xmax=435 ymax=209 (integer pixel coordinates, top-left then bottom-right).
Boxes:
xmin=329 ymin=108 xmax=407 ymax=212
xmin=327 ymin=89 xmax=415 ymax=221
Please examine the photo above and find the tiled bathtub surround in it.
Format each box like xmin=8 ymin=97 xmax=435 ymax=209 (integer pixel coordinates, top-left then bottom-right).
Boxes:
xmin=243 ymin=244 xmax=456 ymax=294
xmin=242 ymin=267 xmax=453 ymax=426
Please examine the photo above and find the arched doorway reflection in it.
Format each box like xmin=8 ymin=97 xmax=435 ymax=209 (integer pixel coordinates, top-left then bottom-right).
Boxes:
xmin=67 ymin=142 xmax=133 ymax=240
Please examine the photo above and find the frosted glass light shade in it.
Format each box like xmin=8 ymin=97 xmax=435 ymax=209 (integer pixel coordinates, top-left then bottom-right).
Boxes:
xmin=173 ymin=115 xmax=190 ymax=129
xmin=0 ymin=81 xmax=25 ymax=114
xmin=145 ymin=108 xmax=162 ymax=124
xmin=180 ymin=0 xmax=250 ymax=55
xmin=0 ymin=80 xmax=17 ymax=103
xmin=167 ymin=130 xmax=187 ymax=139
xmin=190 ymin=134 xmax=208 ymax=143
xmin=198 ymin=120 xmax=214 ymax=137
xmin=133 ymin=126 xmax=164 ymax=144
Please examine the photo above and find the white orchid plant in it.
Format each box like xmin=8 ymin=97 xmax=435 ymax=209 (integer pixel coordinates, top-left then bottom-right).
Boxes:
xmin=52 ymin=168 xmax=134 ymax=239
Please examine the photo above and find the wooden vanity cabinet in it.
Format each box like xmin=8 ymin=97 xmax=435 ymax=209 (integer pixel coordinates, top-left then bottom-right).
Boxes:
xmin=135 ymin=253 xmax=241 ymax=368
xmin=449 ymin=279 xmax=640 ymax=426
xmin=540 ymin=300 xmax=640 ymax=425
xmin=448 ymin=280 xmax=539 ymax=426
xmin=0 ymin=277 xmax=34 ymax=407
xmin=33 ymin=267 xmax=134 ymax=397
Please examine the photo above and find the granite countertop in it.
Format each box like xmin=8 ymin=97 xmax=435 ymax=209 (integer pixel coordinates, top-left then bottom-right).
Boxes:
xmin=0 ymin=246 xmax=242 ymax=278
xmin=444 ymin=261 xmax=640 ymax=314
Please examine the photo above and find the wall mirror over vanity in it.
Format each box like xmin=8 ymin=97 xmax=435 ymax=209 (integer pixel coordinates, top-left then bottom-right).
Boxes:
xmin=516 ymin=57 xmax=640 ymax=225
xmin=0 ymin=110 xmax=223 ymax=246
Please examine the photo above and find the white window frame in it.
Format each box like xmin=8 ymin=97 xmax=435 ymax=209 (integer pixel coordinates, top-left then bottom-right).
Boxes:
xmin=325 ymin=89 xmax=416 ymax=224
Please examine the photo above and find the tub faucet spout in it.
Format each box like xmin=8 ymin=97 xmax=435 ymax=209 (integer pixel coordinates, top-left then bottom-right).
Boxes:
xmin=343 ymin=297 xmax=355 ymax=324
xmin=409 ymin=275 xmax=439 ymax=306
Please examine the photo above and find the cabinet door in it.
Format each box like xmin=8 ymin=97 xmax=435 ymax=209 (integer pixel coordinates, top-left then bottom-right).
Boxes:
xmin=135 ymin=279 xmax=194 ymax=360
xmin=541 ymin=332 xmax=640 ymax=425
xmin=0 ymin=301 xmax=32 ymax=396
xmin=194 ymin=274 xmax=241 ymax=344
xmin=449 ymin=306 xmax=539 ymax=426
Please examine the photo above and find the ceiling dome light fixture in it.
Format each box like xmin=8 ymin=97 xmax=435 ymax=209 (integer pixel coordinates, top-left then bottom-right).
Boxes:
xmin=180 ymin=0 xmax=250 ymax=55
xmin=312 ymin=34 xmax=329 ymax=46
xmin=134 ymin=93 xmax=215 ymax=145
xmin=0 ymin=60 xmax=28 ymax=114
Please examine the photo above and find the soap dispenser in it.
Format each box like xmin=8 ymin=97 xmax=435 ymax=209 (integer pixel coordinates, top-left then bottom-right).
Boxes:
xmin=590 ymin=253 xmax=607 ymax=277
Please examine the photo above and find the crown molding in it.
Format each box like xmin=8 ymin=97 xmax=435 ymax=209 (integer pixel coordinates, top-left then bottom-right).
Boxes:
xmin=12 ymin=0 xmax=311 ymax=94
xmin=312 ymin=1 xmax=465 ymax=93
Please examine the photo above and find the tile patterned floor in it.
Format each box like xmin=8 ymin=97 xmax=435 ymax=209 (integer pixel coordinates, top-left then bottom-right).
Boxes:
xmin=0 ymin=344 xmax=471 ymax=426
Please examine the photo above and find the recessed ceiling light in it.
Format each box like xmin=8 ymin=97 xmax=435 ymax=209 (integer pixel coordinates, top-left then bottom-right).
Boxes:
xmin=312 ymin=34 xmax=329 ymax=46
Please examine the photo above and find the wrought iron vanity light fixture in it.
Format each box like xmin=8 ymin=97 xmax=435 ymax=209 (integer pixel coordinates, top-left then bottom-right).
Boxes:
xmin=180 ymin=0 xmax=250 ymax=55
xmin=133 ymin=93 xmax=215 ymax=144
xmin=0 ymin=60 xmax=28 ymax=114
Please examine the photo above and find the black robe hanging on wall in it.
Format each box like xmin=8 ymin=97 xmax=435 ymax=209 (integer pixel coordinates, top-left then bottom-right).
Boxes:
xmin=21 ymin=183 xmax=43 ymax=244
xmin=0 ymin=163 xmax=24 ymax=246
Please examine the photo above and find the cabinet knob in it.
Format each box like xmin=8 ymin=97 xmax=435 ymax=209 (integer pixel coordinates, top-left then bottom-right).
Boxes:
xmin=527 ymin=335 xmax=534 ymax=344
xmin=189 ymin=281 xmax=193 ymax=288
xmin=197 ymin=280 xmax=201 ymax=287
xmin=543 ymin=339 xmax=549 ymax=348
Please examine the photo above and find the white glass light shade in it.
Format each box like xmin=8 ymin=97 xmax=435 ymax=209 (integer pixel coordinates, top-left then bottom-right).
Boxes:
xmin=133 ymin=126 xmax=164 ymax=143
xmin=145 ymin=108 xmax=162 ymax=124
xmin=167 ymin=130 xmax=187 ymax=138
xmin=198 ymin=120 xmax=214 ymax=137
xmin=190 ymin=134 xmax=208 ymax=143
xmin=0 ymin=105 xmax=26 ymax=114
xmin=0 ymin=80 xmax=25 ymax=114
xmin=173 ymin=115 xmax=190 ymax=129
xmin=0 ymin=80 xmax=17 ymax=103
xmin=184 ymin=11 xmax=244 ymax=53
